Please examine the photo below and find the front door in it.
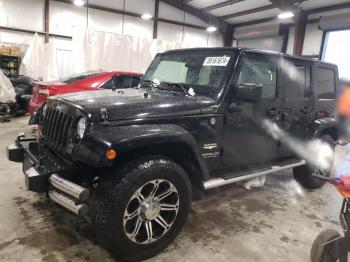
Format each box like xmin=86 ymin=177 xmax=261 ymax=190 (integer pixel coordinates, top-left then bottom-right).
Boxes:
xmin=221 ymin=52 xmax=282 ymax=172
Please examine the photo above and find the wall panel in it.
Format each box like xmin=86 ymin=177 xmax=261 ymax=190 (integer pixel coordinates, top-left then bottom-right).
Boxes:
xmin=88 ymin=8 xmax=123 ymax=35
xmin=125 ymin=0 xmax=155 ymax=16
xmin=50 ymin=1 xmax=86 ymax=36
xmin=157 ymin=21 xmax=183 ymax=43
xmin=0 ymin=0 xmax=44 ymax=31
xmin=123 ymin=16 xmax=153 ymax=39
xmin=302 ymin=23 xmax=323 ymax=56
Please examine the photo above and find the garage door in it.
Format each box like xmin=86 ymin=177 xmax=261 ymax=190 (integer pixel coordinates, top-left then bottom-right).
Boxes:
xmin=237 ymin=35 xmax=284 ymax=52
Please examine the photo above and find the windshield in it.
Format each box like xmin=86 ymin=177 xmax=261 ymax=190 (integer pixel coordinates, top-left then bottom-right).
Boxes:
xmin=60 ymin=70 xmax=102 ymax=84
xmin=142 ymin=50 xmax=236 ymax=94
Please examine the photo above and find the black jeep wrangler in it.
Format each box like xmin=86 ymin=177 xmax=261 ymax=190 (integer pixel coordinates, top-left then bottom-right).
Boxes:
xmin=7 ymin=48 xmax=339 ymax=261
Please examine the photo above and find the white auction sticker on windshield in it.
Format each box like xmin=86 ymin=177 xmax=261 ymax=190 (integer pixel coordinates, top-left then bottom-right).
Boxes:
xmin=203 ymin=56 xmax=230 ymax=66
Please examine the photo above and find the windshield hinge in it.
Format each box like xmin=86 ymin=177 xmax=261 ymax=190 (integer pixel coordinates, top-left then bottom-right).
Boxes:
xmin=100 ymin=108 xmax=109 ymax=126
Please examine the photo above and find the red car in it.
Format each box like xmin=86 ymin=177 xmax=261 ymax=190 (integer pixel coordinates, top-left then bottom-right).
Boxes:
xmin=29 ymin=71 xmax=142 ymax=114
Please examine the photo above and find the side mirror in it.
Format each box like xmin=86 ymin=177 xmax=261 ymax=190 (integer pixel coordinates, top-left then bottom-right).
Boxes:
xmin=236 ymin=83 xmax=263 ymax=103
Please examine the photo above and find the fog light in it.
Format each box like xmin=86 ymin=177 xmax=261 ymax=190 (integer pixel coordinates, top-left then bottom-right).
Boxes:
xmin=105 ymin=149 xmax=117 ymax=160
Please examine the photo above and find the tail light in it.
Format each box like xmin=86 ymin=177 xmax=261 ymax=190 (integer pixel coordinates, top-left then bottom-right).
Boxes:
xmin=38 ymin=89 xmax=50 ymax=95
xmin=32 ymin=84 xmax=50 ymax=103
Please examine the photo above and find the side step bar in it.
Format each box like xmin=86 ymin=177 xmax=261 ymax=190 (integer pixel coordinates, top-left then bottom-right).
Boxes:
xmin=48 ymin=174 xmax=90 ymax=217
xmin=203 ymin=160 xmax=306 ymax=190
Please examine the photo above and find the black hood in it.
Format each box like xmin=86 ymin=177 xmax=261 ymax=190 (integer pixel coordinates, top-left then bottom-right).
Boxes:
xmin=51 ymin=88 xmax=216 ymax=121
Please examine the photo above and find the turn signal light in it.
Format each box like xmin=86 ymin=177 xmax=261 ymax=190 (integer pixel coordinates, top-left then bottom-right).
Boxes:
xmin=105 ymin=149 xmax=117 ymax=160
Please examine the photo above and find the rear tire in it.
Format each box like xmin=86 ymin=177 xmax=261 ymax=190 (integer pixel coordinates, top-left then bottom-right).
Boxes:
xmin=90 ymin=156 xmax=192 ymax=261
xmin=311 ymin=229 xmax=341 ymax=262
xmin=294 ymin=135 xmax=335 ymax=189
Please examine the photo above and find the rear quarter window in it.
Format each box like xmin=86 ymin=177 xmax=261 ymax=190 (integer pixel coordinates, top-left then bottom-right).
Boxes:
xmin=314 ymin=67 xmax=336 ymax=99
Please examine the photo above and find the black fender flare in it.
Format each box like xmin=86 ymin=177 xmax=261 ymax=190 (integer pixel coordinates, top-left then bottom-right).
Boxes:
xmin=304 ymin=118 xmax=338 ymax=140
xmin=74 ymin=124 xmax=210 ymax=180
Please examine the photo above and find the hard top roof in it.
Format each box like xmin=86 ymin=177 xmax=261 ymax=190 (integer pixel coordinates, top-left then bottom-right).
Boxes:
xmin=161 ymin=47 xmax=337 ymax=68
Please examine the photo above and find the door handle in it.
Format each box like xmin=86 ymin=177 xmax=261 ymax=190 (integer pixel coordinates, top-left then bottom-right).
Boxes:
xmin=281 ymin=108 xmax=292 ymax=117
xmin=300 ymin=107 xmax=312 ymax=114
xmin=282 ymin=108 xmax=292 ymax=114
xmin=268 ymin=108 xmax=278 ymax=116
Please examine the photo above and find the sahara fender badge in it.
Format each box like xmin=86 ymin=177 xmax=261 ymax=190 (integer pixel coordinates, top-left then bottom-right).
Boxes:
xmin=203 ymin=143 xmax=218 ymax=150
xmin=202 ymin=152 xmax=220 ymax=158
xmin=202 ymin=143 xmax=220 ymax=158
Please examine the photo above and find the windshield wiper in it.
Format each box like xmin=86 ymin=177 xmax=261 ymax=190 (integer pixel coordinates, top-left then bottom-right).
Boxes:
xmin=141 ymin=80 xmax=195 ymax=96
xmin=161 ymin=82 xmax=195 ymax=97
xmin=140 ymin=79 xmax=154 ymax=87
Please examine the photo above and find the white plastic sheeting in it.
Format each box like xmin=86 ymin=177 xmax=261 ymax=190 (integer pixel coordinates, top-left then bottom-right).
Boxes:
xmin=72 ymin=29 xmax=183 ymax=74
xmin=20 ymin=29 xmax=221 ymax=80
xmin=0 ymin=70 xmax=16 ymax=103
xmin=19 ymin=33 xmax=59 ymax=81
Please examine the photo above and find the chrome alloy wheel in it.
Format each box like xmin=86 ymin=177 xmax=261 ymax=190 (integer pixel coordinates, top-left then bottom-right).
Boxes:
xmin=123 ymin=179 xmax=180 ymax=244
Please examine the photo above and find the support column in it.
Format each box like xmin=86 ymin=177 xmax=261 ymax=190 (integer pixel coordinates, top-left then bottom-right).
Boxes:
xmin=44 ymin=0 xmax=50 ymax=43
xmin=153 ymin=0 xmax=160 ymax=39
xmin=293 ymin=11 xmax=307 ymax=56
xmin=223 ymin=25 xmax=234 ymax=47
xmin=280 ymin=24 xmax=289 ymax=54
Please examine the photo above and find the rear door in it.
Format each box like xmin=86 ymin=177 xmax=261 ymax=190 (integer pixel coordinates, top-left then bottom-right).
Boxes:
xmin=278 ymin=58 xmax=314 ymax=156
xmin=313 ymin=64 xmax=337 ymax=116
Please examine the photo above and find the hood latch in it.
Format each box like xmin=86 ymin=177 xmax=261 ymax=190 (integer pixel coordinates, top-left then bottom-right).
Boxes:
xmin=100 ymin=108 xmax=109 ymax=126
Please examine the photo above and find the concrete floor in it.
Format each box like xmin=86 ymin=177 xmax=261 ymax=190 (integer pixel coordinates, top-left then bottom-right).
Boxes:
xmin=0 ymin=116 xmax=346 ymax=262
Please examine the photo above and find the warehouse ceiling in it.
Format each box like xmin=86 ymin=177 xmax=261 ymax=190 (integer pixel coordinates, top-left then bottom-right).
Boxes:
xmin=186 ymin=0 xmax=350 ymax=26
xmin=85 ymin=0 xmax=350 ymax=28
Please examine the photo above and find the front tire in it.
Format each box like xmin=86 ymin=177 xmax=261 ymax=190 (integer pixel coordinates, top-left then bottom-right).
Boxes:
xmin=294 ymin=135 xmax=335 ymax=189
xmin=90 ymin=156 xmax=192 ymax=261
xmin=311 ymin=229 xmax=341 ymax=262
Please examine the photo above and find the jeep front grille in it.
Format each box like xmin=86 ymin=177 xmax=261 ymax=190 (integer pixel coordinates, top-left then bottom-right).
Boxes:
xmin=42 ymin=106 xmax=73 ymax=150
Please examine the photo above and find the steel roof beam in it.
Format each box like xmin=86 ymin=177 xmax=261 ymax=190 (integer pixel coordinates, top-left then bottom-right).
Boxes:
xmin=202 ymin=0 xmax=244 ymax=12
xmin=220 ymin=4 xmax=276 ymax=20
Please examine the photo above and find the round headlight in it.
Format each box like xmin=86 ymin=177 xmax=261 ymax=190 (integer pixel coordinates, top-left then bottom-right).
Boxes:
xmin=77 ymin=117 xmax=86 ymax=138
xmin=42 ymin=103 xmax=48 ymax=116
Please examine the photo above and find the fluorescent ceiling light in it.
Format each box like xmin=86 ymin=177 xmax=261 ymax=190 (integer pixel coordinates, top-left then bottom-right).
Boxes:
xmin=278 ymin=12 xmax=294 ymax=19
xmin=73 ymin=0 xmax=85 ymax=6
xmin=141 ymin=13 xmax=153 ymax=20
xmin=206 ymin=26 xmax=217 ymax=32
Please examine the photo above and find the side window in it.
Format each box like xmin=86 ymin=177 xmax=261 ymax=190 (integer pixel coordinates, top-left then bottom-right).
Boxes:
xmin=237 ymin=56 xmax=277 ymax=99
xmin=281 ymin=64 xmax=311 ymax=98
xmin=101 ymin=79 xmax=114 ymax=89
xmin=315 ymin=67 xmax=336 ymax=99
xmin=115 ymin=76 xmax=140 ymax=89
xmin=101 ymin=76 xmax=141 ymax=89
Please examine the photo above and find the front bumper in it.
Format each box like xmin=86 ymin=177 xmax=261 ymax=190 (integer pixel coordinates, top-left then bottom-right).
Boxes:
xmin=7 ymin=135 xmax=47 ymax=193
xmin=7 ymin=135 xmax=90 ymax=216
xmin=7 ymin=135 xmax=75 ymax=193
